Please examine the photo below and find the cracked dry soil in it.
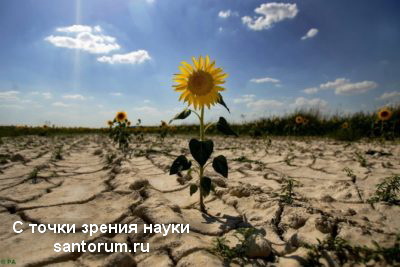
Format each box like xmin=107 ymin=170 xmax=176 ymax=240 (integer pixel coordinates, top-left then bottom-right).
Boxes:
xmin=0 ymin=135 xmax=399 ymax=266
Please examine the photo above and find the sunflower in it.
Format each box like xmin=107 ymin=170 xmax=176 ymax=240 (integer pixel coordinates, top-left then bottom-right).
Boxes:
xmin=341 ymin=122 xmax=349 ymax=129
xmin=127 ymin=121 xmax=131 ymax=126
xmin=377 ymin=107 xmax=393 ymax=121
xmin=115 ymin=111 xmax=127 ymax=123
xmin=173 ymin=56 xmax=228 ymax=109
xmin=107 ymin=120 xmax=113 ymax=127
xmin=160 ymin=120 xmax=167 ymax=128
xmin=295 ymin=116 xmax=304 ymax=125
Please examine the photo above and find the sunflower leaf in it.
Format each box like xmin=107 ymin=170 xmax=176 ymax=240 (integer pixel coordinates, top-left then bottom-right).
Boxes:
xmin=189 ymin=139 xmax=214 ymax=167
xmin=217 ymin=93 xmax=230 ymax=113
xmin=212 ymin=155 xmax=228 ymax=178
xmin=170 ymin=155 xmax=192 ymax=175
xmin=169 ymin=109 xmax=191 ymax=124
xmin=200 ymin=177 xmax=212 ymax=197
xmin=217 ymin=117 xmax=238 ymax=137
xmin=190 ymin=184 xmax=198 ymax=196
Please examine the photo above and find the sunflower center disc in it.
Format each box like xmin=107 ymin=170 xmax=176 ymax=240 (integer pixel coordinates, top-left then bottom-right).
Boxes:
xmin=187 ymin=70 xmax=214 ymax=96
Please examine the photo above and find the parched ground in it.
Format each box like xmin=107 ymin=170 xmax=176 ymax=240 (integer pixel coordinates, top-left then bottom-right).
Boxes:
xmin=0 ymin=135 xmax=399 ymax=266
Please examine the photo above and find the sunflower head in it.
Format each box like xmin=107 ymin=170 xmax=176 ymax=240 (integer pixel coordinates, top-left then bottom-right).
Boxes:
xmin=161 ymin=120 xmax=167 ymax=128
xmin=341 ymin=122 xmax=349 ymax=129
xmin=295 ymin=116 xmax=304 ymax=125
xmin=107 ymin=120 xmax=113 ymax=127
xmin=173 ymin=56 xmax=228 ymax=109
xmin=127 ymin=121 xmax=131 ymax=126
xmin=115 ymin=111 xmax=127 ymax=123
xmin=378 ymin=107 xmax=393 ymax=121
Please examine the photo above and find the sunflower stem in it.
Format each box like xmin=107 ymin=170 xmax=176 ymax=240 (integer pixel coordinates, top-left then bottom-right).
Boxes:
xmin=199 ymin=107 xmax=206 ymax=213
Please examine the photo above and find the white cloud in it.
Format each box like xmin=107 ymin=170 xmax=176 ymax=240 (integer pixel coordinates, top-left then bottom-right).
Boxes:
xmin=242 ymin=2 xmax=298 ymax=31
xmin=302 ymin=87 xmax=319 ymax=94
xmin=250 ymin=77 xmax=280 ymax=84
xmin=42 ymin=92 xmax=52 ymax=99
xmin=320 ymin=78 xmax=377 ymax=95
xmin=62 ymin=94 xmax=85 ymax=100
xmin=233 ymin=94 xmax=255 ymax=104
xmin=97 ymin=50 xmax=151 ymax=64
xmin=247 ymin=99 xmax=283 ymax=109
xmin=110 ymin=92 xmax=122 ymax=96
xmin=334 ymin=81 xmax=377 ymax=95
xmin=378 ymin=91 xmax=400 ymax=100
xmin=144 ymin=99 xmax=151 ymax=103
xmin=56 ymin=25 xmax=94 ymax=33
xmin=52 ymin=102 xmax=70 ymax=107
xmin=292 ymin=97 xmax=328 ymax=109
xmin=134 ymin=106 xmax=161 ymax=116
xmin=0 ymin=91 xmax=20 ymax=101
xmin=320 ymin=78 xmax=350 ymax=90
xmin=218 ymin=10 xmax=238 ymax=19
xmin=301 ymin=28 xmax=319 ymax=40
xmin=45 ymin=25 xmax=120 ymax=54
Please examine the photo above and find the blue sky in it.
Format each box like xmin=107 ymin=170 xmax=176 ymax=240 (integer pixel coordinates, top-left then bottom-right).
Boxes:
xmin=0 ymin=0 xmax=399 ymax=127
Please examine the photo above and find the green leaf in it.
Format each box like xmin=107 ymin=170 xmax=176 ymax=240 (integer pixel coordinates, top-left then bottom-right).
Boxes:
xmin=217 ymin=93 xmax=230 ymax=113
xmin=169 ymin=109 xmax=191 ymax=124
xmin=190 ymin=184 xmax=198 ymax=196
xmin=212 ymin=155 xmax=228 ymax=178
xmin=189 ymin=139 xmax=214 ymax=167
xmin=200 ymin=177 xmax=212 ymax=197
xmin=169 ymin=155 xmax=192 ymax=175
xmin=216 ymin=117 xmax=238 ymax=137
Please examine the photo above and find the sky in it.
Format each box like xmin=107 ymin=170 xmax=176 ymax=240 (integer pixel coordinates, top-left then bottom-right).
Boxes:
xmin=0 ymin=0 xmax=399 ymax=127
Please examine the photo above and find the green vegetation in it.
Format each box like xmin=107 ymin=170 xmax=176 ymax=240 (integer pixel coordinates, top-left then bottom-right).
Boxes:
xmin=280 ymin=177 xmax=297 ymax=204
xmin=304 ymin=235 xmax=400 ymax=266
xmin=368 ymin=174 xmax=400 ymax=204
xmin=212 ymin=228 xmax=258 ymax=261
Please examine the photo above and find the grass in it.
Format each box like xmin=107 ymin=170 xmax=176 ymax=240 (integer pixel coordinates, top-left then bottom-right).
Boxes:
xmin=1 ymin=105 xmax=399 ymax=139
xmin=304 ymin=235 xmax=400 ymax=266
xmin=368 ymin=174 xmax=400 ymax=204
xmin=212 ymin=227 xmax=259 ymax=261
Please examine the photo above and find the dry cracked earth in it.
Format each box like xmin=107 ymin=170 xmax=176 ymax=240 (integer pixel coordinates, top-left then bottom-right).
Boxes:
xmin=0 ymin=135 xmax=399 ymax=267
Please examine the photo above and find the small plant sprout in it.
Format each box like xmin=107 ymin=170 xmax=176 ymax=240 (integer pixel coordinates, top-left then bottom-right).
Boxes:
xmin=354 ymin=151 xmax=368 ymax=167
xmin=368 ymin=174 xmax=400 ymax=204
xmin=280 ymin=177 xmax=297 ymax=204
xmin=108 ymin=111 xmax=131 ymax=156
xmin=169 ymin=55 xmax=237 ymax=213
xmin=343 ymin=167 xmax=357 ymax=183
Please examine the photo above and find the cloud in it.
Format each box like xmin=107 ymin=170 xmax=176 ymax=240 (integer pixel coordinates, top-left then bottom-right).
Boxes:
xmin=320 ymin=78 xmax=377 ymax=95
xmin=218 ymin=10 xmax=238 ymax=19
xmin=0 ymin=91 xmax=20 ymax=101
xmin=242 ymin=2 xmax=298 ymax=31
xmin=303 ymin=87 xmax=319 ymax=94
xmin=110 ymin=92 xmax=122 ymax=96
xmin=247 ymin=99 xmax=283 ymax=109
xmin=97 ymin=50 xmax=151 ymax=64
xmin=292 ymin=97 xmax=328 ymax=109
xmin=233 ymin=94 xmax=255 ymax=104
xmin=320 ymin=78 xmax=350 ymax=90
xmin=62 ymin=94 xmax=85 ymax=100
xmin=42 ymin=92 xmax=53 ymax=99
xmin=301 ymin=28 xmax=319 ymax=40
xmin=52 ymin=102 xmax=70 ymax=107
xmin=45 ymin=25 xmax=120 ymax=54
xmin=378 ymin=91 xmax=400 ymax=100
xmin=250 ymin=77 xmax=280 ymax=84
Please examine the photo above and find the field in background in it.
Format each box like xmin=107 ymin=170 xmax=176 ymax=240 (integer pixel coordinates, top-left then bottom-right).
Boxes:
xmin=1 ymin=106 xmax=399 ymax=141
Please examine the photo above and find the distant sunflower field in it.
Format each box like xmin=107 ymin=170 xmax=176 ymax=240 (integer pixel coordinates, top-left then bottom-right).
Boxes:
xmin=1 ymin=105 xmax=399 ymax=141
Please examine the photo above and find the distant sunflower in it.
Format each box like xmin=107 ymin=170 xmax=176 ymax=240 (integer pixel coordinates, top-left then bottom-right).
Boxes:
xmin=341 ymin=122 xmax=349 ymax=129
xmin=377 ymin=107 xmax=392 ymax=121
xmin=161 ymin=120 xmax=167 ymax=128
xmin=295 ymin=116 xmax=304 ymax=125
xmin=173 ymin=55 xmax=228 ymax=109
xmin=107 ymin=120 xmax=113 ymax=127
xmin=127 ymin=121 xmax=131 ymax=126
xmin=115 ymin=111 xmax=127 ymax=122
